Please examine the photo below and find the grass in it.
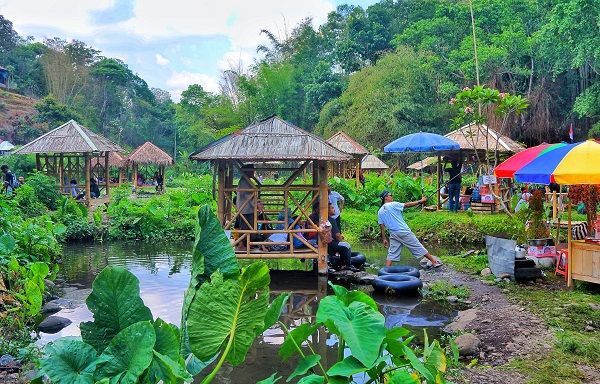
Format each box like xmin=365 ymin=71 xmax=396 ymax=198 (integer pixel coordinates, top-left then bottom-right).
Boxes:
xmin=423 ymin=279 xmax=470 ymax=301
xmin=441 ymin=253 xmax=488 ymax=275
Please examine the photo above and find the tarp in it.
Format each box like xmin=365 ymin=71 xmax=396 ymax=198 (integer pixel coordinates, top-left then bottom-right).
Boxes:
xmin=485 ymin=236 xmax=516 ymax=279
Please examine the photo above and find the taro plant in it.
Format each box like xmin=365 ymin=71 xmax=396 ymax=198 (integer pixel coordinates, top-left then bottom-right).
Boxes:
xmin=258 ymin=283 xmax=448 ymax=384
xmin=36 ymin=205 xmax=289 ymax=384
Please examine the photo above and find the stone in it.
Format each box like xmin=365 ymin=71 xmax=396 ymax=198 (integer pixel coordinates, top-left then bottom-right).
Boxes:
xmin=589 ymin=303 xmax=600 ymax=311
xmin=455 ymin=333 xmax=481 ymax=355
xmin=41 ymin=302 xmax=61 ymax=315
xmin=0 ymin=354 xmax=17 ymax=368
xmin=38 ymin=316 xmax=72 ymax=334
xmin=481 ymin=319 xmax=491 ymax=324
xmin=585 ymin=325 xmax=595 ymax=332
xmin=445 ymin=308 xmax=478 ymax=332
xmin=447 ymin=296 xmax=459 ymax=304
xmin=480 ymin=268 xmax=492 ymax=276
xmin=44 ymin=279 xmax=56 ymax=289
xmin=499 ymin=272 xmax=511 ymax=279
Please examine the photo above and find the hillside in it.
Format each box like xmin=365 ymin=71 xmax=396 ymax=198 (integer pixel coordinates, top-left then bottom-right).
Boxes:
xmin=0 ymin=90 xmax=39 ymax=143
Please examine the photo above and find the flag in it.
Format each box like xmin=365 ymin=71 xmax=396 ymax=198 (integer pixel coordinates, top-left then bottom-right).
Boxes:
xmin=569 ymin=123 xmax=574 ymax=141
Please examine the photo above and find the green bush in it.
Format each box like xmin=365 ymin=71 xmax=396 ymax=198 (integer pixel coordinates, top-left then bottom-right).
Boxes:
xmin=13 ymin=184 xmax=48 ymax=217
xmin=0 ymin=154 xmax=37 ymax=177
xmin=24 ymin=172 xmax=61 ymax=210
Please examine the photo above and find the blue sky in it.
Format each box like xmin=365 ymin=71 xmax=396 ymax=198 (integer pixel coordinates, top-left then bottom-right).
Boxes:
xmin=1 ymin=0 xmax=377 ymax=100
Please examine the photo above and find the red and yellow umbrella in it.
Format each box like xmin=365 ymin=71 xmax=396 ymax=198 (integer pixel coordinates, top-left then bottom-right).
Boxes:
xmin=494 ymin=143 xmax=566 ymax=179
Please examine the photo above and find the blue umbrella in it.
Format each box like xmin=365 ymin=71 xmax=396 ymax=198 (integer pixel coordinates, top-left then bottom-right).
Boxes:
xmin=384 ymin=132 xmax=460 ymax=153
xmin=384 ymin=132 xmax=460 ymax=206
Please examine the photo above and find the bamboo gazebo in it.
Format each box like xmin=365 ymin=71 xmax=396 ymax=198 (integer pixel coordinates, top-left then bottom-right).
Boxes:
xmin=361 ymin=154 xmax=389 ymax=174
xmin=14 ymin=120 xmax=122 ymax=202
xmin=190 ymin=115 xmax=352 ymax=274
xmin=91 ymin=151 xmax=127 ymax=186
xmin=326 ymin=131 xmax=368 ymax=187
xmin=127 ymin=141 xmax=174 ymax=192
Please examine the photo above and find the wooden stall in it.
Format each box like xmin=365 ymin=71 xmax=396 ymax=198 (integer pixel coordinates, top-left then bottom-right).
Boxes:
xmin=127 ymin=141 xmax=174 ymax=193
xmin=361 ymin=154 xmax=389 ymax=175
xmin=190 ymin=115 xmax=352 ymax=274
xmin=13 ymin=120 xmax=122 ymax=204
xmin=326 ymin=131 xmax=368 ymax=187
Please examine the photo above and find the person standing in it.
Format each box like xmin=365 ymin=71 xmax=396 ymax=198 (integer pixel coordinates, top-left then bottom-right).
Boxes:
xmin=445 ymin=157 xmax=463 ymax=212
xmin=1 ymin=164 xmax=16 ymax=195
xmin=378 ymin=191 xmax=442 ymax=268
xmin=328 ymin=184 xmax=345 ymax=230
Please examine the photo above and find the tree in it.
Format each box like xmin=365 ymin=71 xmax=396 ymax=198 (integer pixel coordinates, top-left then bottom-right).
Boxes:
xmin=0 ymin=15 xmax=19 ymax=54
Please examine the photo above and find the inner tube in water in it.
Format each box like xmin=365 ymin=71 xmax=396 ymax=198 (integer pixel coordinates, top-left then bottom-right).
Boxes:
xmin=378 ymin=266 xmax=420 ymax=278
xmin=372 ymin=274 xmax=422 ymax=295
xmin=329 ymin=252 xmax=367 ymax=269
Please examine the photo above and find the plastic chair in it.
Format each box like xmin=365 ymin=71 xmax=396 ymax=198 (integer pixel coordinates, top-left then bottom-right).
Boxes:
xmin=555 ymin=249 xmax=568 ymax=280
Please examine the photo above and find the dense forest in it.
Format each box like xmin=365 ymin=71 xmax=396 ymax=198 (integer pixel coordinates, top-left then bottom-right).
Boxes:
xmin=1 ymin=0 xmax=599 ymax=155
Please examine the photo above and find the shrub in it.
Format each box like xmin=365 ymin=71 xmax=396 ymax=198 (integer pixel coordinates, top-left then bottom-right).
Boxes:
xmin=24 ymin=172 xmax=61 ymax=210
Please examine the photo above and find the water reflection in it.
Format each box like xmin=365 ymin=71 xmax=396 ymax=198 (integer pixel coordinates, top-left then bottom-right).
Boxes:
xmin=40 ymin=242 xmax=454 ymax=383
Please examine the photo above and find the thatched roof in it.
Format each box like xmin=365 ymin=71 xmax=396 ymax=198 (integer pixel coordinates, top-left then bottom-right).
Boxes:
xmin=0 ymin=140 xmax=14 ymax=151
xmin=127 ymin=141 xmax=174 ymax=166
xmin=326 ymin=131 xmax=368 ymax=157
xmin=407 ymin=156 xmax=437 ymax=170
xmin=91 ymin=151 xmax=126 ymax=168
xmin=445 ymin=123 xmax=524 ymax=153
xmin=361 ymin=154 xmax=388 ymax=170
xmin=14 ymin=120 xmax=122 ymax=154
xmin=190 ymin=115 xmax=352 ymax=162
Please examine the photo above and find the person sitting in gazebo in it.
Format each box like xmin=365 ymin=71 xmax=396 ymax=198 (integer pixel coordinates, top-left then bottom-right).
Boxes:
xmin=90 ymin=178 xmax=101 ymax=198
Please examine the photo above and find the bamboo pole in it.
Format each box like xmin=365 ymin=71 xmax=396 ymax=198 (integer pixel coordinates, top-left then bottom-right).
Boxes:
xmin=105 ymin=152 xmax=110 ymax=198
xmin=437 ymin=154 xmax=442 ymax=210
xmin=58 ymin=154 xmax=64 ymax=194
xmin=84 ymin=153 xmax=91 ymax=203
xmin=318 ymin=160 xmax=329 ymax=275
xmin=35 ymin=154 xmax=41 ymax=172
xmin=356 ymin=158 xmax=361 ymax=188
xmin=132 ymin=163 xmax=138 ymax=191
xmin=217 ymin=161 xmax=225 ymax=226
xmin=567 ymin=202 xmax=573 ymax=287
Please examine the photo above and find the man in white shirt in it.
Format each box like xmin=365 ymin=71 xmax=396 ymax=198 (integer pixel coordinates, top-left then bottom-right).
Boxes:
xmin=378 ymin=191 xmax=442 ymax=268
xmin=328 ymin=185 xmax=345 ymax=230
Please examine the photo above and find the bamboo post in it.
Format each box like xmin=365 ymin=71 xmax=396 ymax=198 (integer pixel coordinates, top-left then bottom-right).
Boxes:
xmin=217 ymin=161 xmax=225 ymax=225
xmin=118 ymin=167 xmax=124 ymax=186
xmin=105 ymin=152 xmax=110 ymax=198
xmin=552 ymin=191 xmax=557 ymax=220
xmin=436 ymin=154 xmax=442 ymax=210
xmin=318 ymin=160 xmax=329 ymax=275
xmin=58 ymin=154 xmax=64 ymax=194
xmin=567 ymin=201 xmax=573 ymax=287
xmin=356 ymin=158 xmax=361 ymax=188
xmin=35 ymin=154 xmax=41 ymax=172
xmin=161 ymin=165 xmax=166 ymax=193
xmin=84 ymin=153 xmax=91 ymax=203
xmin=132 ymin=163 xmax=138 ymax=191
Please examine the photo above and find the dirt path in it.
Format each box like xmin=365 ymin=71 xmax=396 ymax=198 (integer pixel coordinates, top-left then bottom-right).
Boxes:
xmin=421 ymin=266 xmax=554 ymax=384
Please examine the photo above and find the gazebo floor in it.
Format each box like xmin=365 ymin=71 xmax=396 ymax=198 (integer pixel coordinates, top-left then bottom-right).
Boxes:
xmin=235 ymin=249 xmax=318 ymax=259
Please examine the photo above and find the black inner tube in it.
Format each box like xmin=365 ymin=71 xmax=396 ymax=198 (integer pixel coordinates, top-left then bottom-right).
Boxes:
xmin=378 ymin=266 xmax=420 ymax=278
xmin=372 ymin=274 xmax=422 ymax=295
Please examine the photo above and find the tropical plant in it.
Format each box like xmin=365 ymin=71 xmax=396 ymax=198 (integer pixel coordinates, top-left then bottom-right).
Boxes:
xmin=37 ymin=205 xmax=289 ymax=383
xmin=258 ymin=283 xmax=448 ymax=384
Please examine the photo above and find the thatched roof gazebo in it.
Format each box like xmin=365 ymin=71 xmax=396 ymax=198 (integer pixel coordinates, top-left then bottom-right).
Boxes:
xmin=127 ymin=141 xmax=174 ymax=192
xmin=361 ymin=154 xmax=388 ymax=174
xmin=446 ymin=123 xmax=524 ymax=155
xmin=91 ymin=151 xmax=127 ymax=186
xmin=14 ymin=120 xmax=122 ymax=202
xmin=190 ymin=115 xmax=351 ymax=274
xmin=326 ymin=131 xmax=368 ymax=186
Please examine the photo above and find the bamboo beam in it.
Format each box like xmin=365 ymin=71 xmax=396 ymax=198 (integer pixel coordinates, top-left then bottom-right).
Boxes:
xmin=217 ymin=161 xmax=225 ymax=225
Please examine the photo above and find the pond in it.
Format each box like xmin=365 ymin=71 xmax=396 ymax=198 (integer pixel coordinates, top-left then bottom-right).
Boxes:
xmin=39 ymin=241 xmax=464 ymax=383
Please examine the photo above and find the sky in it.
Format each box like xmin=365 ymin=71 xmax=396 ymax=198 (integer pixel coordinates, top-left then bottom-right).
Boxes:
xmin=0 ymin=0 xmax=377 ymax=101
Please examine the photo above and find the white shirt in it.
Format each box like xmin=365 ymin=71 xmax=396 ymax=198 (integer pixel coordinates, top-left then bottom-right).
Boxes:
xmin=328 ymin=191 xmax=344 ymax=219
xmin=378 ymin=202 xmax=410 ymax=232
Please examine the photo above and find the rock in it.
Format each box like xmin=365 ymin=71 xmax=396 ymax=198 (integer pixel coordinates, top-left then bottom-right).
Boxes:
xmin=589 ymin=303 xmax=600 ymax=311
xmin=0 ymin=354 xmax=18 ymax=368
xmin=54 ymin=278 xmax=65 ymax=284
xmin=480 ymin=268 xmax=492 ymax=276
xmin=38 ymin=316 xmax=72 ymax=334
xmin=455 ymin=333 xmax=481 ymax=355
xmin=41 ymin=301 xmax=62 ymax=315
xmin=481 ymin=319 xmax=491 ymax=324
xmin=447 ymin=296 xmax=459 ymax=304
xmin=585 ymin=325 xmax=595 ymax=332
xmin=445 ymin=308 xmax=478 ymax=332
xmin=498 ymin=272 xmax=511 ymax=279
xmin=463 ymin=300 xmax=472 ymax=305
xmin=463 ymin=250 xmax=477 ymax=257
xmin=44 ymin=279 xmax=56 ymax=289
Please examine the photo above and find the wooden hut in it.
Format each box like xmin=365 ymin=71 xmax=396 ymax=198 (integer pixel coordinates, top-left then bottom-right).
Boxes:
xmin=361 ymin=154 xmax=389 ymax=174
xmin=127 ymin=141 xmax=174 ymax=192
xmin=190 ymin=115 xmax=352 ymax=274
xmin=13 ymin=120 xmax=122 ymax=202
xmin=326 ymin=131 xmax=368 ymax=187
xmin=91 ymin=151 xmax=127 ymax=186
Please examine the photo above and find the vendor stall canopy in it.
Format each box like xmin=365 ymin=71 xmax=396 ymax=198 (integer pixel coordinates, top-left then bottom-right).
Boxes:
xmin=514 ymin=140 xmax=600 ymax=185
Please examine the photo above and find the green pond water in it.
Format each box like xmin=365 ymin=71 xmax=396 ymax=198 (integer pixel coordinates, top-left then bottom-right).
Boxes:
xmin=38 ymin=241 xmax=466 ymax=383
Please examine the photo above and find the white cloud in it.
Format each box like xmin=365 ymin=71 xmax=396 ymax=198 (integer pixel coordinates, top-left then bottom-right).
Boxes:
xmin=166 ymin=71 xmax=220 ymax=101
xmin=155 ymin=53 xmax=170 ymax=66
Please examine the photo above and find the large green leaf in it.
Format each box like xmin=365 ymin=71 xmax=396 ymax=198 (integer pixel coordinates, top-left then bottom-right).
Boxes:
xmin=402 ymin=345 xmax=435 ymax=383
xmin=187 ymin=262 xmax=269 ymax=366
xmin=145 ymin=318 xmax=191 ymax=383
xmin=181 ymin=205 xmax=239 ymax=342
xmin=316 ymin=297 xmax=385 ymax=367
xmin=279 ymin=323 xmax=319 ymax=360
xmin=94 ymin=321 xmax=156 ymax=383
xmin=287 ymin=354 xmax=321 ymax=382
xmin=297 ymin=374 xmax=324 ymax=384
xmin=262 ymin=293 xmax=290 ymax=333
xmin=389 ymin=370 xmax=420 ymax=384
xmin=257 ymin=373 xmax=282 ymax=384
xmin=0 ymin=233 xmax=16 ymax=254
xmin=41 ymin=338 xmax=97 ymax=384
xmin=80 ymin=266 xmax=152 ymax=352
xmin=327 ymin=355 xmax=367 ymax=377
